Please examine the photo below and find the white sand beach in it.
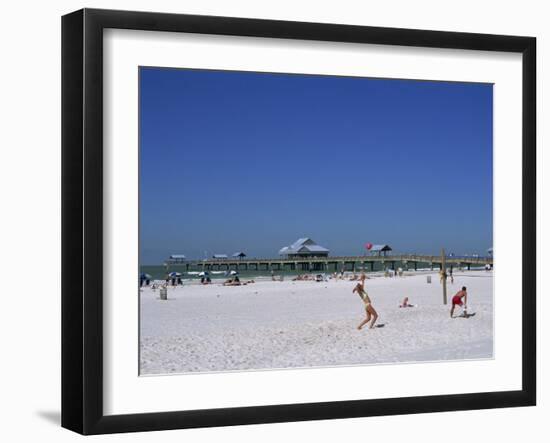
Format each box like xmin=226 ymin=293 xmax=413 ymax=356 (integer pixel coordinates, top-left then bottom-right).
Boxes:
xmin=140 ymin=271 xmax=493 ymax=375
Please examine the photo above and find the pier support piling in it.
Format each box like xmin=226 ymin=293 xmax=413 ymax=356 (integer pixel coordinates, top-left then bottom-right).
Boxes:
xmin=441 ymin=248 xmax=448 ymax=305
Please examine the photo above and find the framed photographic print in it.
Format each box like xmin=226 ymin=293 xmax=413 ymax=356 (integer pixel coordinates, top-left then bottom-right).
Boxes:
xmin=62 ymin=8 xmax=536 ymax=435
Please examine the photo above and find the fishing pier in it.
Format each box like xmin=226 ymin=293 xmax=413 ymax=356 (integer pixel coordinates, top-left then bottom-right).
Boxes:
xmin=167 ymin=254 xmax=493 ymax=273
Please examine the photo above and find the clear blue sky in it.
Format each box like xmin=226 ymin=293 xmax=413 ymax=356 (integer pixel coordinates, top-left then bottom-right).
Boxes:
xmin=139 ymin=67 xmax=493 ymax=264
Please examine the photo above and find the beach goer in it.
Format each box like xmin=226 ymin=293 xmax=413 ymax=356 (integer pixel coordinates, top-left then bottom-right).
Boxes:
xmin=449 ymin=268 xmax=454 ymax=284
xmin=352 ymin=282 xmax=378 ymax=330
xmin=399 ymin=297 xmax=414 ymax=308
xmin=450 ymin=286 xmax=468 ymax=318
xmin=223 ymin=276 xmax=241 ymax=286
xmin=440 ymin=269 xmax=447 ymax=284
xmin=359 ymin=272 xmax=367 ymax=286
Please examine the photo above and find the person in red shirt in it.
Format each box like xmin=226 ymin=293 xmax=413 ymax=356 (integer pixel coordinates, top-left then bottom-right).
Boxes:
xmin=450 ymin=286 xmax=467 ymax=318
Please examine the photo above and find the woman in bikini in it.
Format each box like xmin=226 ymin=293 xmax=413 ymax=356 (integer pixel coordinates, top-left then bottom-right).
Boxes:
xmin=352 ymin=282 xmax=378 ymax=330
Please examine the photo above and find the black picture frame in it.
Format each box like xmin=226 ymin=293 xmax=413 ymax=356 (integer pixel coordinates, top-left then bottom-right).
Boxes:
xmin=62 ymin=8 xmax=536 ymax=435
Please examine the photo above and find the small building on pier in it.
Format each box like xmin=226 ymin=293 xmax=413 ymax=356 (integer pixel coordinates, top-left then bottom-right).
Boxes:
xmin=279 ymin=238 xmax=329 ymax=259
xmin=168 ymin=254 xmax=186 ymax=263
xmin=232 ymin=252 xmax=247 ymax=259
xmin=212 ymin=254 xmax=228 ymax=260
xmin=369 ymin=244 xmax=392 ymax=256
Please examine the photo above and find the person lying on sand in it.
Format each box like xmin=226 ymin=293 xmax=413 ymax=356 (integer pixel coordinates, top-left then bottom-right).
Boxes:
xmin=352 ymin=282 xmax=378 ymax=330
xmin=450 ymin=286 xmax=467 ymax=318
xmin=224 ymin=276 xmax=242 ymax=286
xmin=223 ymin=280 xmax=241 ymax=286
xmin=399 ymin=296 xmax=414 ymax=308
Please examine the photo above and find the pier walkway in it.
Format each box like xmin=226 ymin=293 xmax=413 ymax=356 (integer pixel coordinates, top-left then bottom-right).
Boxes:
xmin=167 ymin=254 xmax=493 ymax=272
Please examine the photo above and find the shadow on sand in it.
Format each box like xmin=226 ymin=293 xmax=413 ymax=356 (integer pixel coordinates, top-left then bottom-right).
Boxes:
xmin=36 ymin=410 xmax=60 ymax=426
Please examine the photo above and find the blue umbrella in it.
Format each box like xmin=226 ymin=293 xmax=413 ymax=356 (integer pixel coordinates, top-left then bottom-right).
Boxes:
xmin=168 ymin=272 xmax=182 ymax=278
xmin=140 ymin=273 xmax=152 ymax=280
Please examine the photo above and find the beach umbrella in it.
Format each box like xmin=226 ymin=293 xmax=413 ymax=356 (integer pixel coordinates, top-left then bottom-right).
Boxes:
xmin=365 ymin=242 xmax=373 ymax=250
xmin=199 ymin=271 xmax=210 ymax=277
xmin=168 ymin=272 xmax=182 ymax=278
xmin=230 ymin=270 xmax=238 ymax=275
xmin=140 ymin=273 xmax=152 ymax=279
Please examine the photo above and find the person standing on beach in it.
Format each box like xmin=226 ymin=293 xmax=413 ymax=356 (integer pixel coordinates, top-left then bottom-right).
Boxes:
xmin=450 ymin=286 xmax=467 ymax=318
xmin=352 ymin=282 xmax=378 ymax=330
